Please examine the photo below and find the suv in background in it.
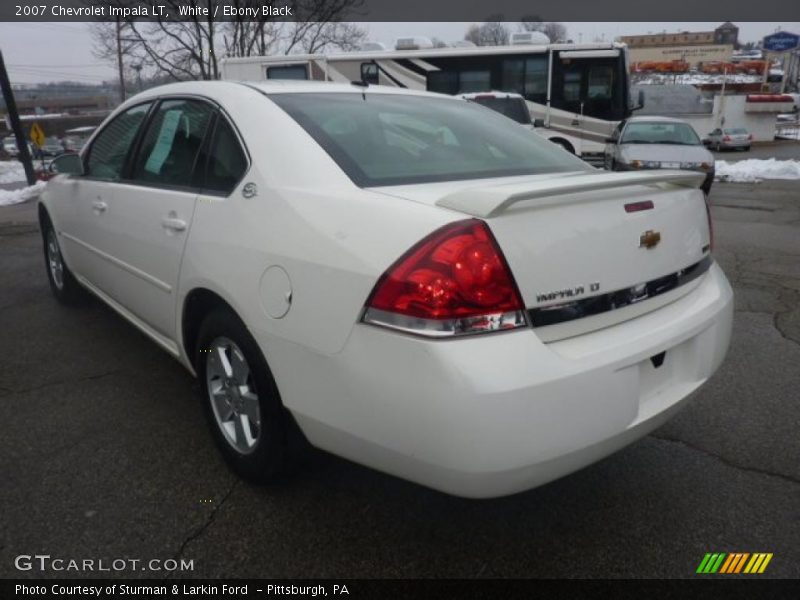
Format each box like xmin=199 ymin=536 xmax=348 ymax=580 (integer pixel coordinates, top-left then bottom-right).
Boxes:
xmin=460 ymin=91 xmax=536 ymax=129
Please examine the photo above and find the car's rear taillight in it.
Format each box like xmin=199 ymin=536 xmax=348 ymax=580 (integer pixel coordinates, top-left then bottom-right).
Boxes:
xmin=362 ymin=219 xmax=527 ymax=337
xmin=723 ymin=135 xmax=731 ymax=142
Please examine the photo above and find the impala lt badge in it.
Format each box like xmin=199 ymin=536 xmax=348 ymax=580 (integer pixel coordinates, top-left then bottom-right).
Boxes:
xmin=640 ymin=230 xmax=661 ymax=249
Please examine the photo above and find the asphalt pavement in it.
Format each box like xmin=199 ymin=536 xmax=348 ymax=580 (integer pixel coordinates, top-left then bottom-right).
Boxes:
xmin=0 ymin=161 xmax=798 ymax=579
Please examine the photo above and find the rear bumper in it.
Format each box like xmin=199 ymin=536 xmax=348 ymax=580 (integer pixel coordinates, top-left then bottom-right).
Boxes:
xmin=261 ymin=262 xmax=733 ymax=498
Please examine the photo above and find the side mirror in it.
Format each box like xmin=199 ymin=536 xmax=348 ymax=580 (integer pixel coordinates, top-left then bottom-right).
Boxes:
xmin=632 ymin=89 xmax=645 ymax=111
xmin=532 ymin=118 xmax=545 ymax=128
xmin=50 ymin=152 xmax=84 ymax=176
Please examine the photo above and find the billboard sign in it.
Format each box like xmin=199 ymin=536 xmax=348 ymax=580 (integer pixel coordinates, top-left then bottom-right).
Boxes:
xmin=763 ymin=31 xmax=799 ymax=52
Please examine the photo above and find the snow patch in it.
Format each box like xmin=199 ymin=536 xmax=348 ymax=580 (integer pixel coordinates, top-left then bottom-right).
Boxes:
xmin=0 ymin=181 xmax=46 ymax=206
xmin=0 ymin=161 xmax=27 ymax=184
xmin=715 ymin=159 xmax=800 ymax=183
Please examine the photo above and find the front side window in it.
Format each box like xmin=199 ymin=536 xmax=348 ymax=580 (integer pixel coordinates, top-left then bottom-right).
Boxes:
xmin=86 ymin=102 xmax=151 ymax=180
xmin=269 ymin=92 xmax=589 ymax=187
xmin=130 ymin=99 xmax=215 ymax=188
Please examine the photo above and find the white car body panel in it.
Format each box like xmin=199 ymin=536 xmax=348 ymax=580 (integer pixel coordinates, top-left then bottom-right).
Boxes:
xmin=39 ymin=81 xmax=733 ymax=497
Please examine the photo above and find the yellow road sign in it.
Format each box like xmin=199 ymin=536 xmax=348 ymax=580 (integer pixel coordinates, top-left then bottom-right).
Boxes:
xmin=30 ymin=122 xmax=45 ymax=148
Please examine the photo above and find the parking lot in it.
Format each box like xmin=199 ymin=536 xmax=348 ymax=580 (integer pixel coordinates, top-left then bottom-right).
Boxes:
xmin=0 ymin=157 xmax=798 ymax=579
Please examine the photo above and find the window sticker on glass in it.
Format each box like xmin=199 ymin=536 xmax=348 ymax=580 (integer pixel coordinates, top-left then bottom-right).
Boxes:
xmin=144 ymin=110 xmax=183 ymax=175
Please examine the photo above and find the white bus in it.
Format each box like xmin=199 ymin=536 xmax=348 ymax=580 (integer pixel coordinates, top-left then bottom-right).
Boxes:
xmin=221 ymin=40 xmax=643 ymax=165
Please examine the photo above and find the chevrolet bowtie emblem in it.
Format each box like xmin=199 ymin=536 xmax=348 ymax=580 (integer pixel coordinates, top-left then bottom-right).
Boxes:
xmin=639 ymin=230 xmax=661 ymax=249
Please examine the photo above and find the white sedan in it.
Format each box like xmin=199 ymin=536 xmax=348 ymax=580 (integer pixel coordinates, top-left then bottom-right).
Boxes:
xmin=41 ymin=81 xmax=733 ymax=498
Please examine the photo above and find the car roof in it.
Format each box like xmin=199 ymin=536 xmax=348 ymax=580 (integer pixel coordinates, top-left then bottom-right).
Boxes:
xmin=127 ymin=80 xmax=447 ymax=103
xmin=625 ymin=116 xmax=691 ymax=124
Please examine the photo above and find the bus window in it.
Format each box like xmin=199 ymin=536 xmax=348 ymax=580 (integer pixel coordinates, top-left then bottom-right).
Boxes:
xmin=563 ymin=69 xmax=582 ymax=102
xmin=501 ymin=56 xmax=547 ymax=103
xmin=524 ymin=56 xmax=548 ymax=103
xmin=361 ymin=62 xmax=379 ymax=84
xmin=588 ymin=66 xmax=614 ymax=99
xmin=427 ymin=71 xmax=459 ymax=95
xmin=459 ymin=70 xmax=491 ymax=93
xmin=266 ymin=65 xmax=308 ymax=80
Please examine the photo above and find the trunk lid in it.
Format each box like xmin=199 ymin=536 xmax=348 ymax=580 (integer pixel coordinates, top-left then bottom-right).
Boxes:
xmin=371 ymin=171 xmax=712 ymax=340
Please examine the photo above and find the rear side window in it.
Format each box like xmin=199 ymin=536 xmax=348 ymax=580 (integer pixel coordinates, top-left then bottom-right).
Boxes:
xmin=86 ymin=102 xmax=151 ymax=180
xmin=131 ymin=99 xmax=215 ymax=188
xmin=201 ymin=118 xmax=248 ymax=194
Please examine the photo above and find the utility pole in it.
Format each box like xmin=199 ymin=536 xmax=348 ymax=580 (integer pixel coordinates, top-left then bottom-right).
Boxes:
xmin=0 ymin=49 xmax=36 ymax=186
xmin=115 ymin=17 xmax=126 ymax=103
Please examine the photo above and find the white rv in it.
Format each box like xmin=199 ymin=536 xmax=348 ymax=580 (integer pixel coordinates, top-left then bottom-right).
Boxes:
xmin=220 ymin=40 xmax=642 ymax=165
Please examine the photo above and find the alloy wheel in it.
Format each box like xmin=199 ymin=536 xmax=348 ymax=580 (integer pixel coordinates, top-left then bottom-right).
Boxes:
xmin=46 ymin=229 xmax=64 ymax=290
xmin=205 ymin=336 xmax=262 ymax=454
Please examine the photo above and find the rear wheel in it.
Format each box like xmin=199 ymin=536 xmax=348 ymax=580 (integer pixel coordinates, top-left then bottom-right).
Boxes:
xmin=42 ymin=218 xmax=85 ymax=305
xmin=196 ymin=309 xmax=288 ymax=482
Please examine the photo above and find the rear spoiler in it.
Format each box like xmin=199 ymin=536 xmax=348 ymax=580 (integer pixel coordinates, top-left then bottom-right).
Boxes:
xmin=435 ymin=170 xmax=706 ymax=218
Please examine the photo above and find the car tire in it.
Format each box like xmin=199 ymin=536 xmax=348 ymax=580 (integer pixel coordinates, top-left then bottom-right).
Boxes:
xmin=196 ymin=308 xmax=288 ymax=483
xmin=42 ymin=217 xmax=85 ymax=305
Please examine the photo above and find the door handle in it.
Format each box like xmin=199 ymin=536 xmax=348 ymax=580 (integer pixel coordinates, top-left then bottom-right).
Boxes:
xmin=91 ymin=200 xmax=107 ymax=213
xmin=162 ymin=217 xmax=187 ymax=232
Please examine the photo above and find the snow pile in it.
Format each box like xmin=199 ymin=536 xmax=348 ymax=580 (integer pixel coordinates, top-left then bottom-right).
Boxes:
xmin=0 ymin=161 xmax=26 ymax=184
xmin=715 ymin=159 xmax=800 ymax=183
xmin=0 ymin=181 xmax=46 ymax=206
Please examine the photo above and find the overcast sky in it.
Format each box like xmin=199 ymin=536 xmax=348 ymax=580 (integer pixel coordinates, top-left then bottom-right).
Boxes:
xmin=0 ymin=21 xmax=797 ymax=84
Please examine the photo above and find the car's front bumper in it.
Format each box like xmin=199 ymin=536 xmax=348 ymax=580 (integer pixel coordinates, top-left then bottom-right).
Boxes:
xmin=260 ymin=262 xmax=733 ymax=498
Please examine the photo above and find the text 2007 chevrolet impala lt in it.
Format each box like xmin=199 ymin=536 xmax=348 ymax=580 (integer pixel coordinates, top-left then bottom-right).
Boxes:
xmin=40 ymin=81 xmax=732 ymax=498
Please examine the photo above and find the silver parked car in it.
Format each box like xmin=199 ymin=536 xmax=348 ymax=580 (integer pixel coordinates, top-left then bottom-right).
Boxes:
xmin=604 ymin=116 xmax=715 ymax=194
xmin=706 ymin=127 xmax=752 ymax=152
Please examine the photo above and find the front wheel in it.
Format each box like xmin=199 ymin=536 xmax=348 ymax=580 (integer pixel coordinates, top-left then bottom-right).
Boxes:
xmin=196 ymin=309 xmax=288 ymax=482
xmin=42 ymin=219 xmax=85 ymax=305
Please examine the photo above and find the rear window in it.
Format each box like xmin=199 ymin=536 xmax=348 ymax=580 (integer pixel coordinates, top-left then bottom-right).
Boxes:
xmin=269 ymin=93 xmax=588 ymax=187
xmin=468 ymin=97 xmax=532 ymax=125
xmin=724 ymin=128 xmax=747 ymax=134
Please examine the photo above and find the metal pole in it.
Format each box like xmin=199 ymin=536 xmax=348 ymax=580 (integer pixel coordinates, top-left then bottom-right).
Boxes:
xmin=116 ymin=17 xmax=126 ymax=103
xmin=0 ymin=49 xmax=36 ymax=186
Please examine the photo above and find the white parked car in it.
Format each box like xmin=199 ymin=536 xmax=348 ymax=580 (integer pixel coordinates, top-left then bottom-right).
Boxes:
xmin=40 ymin=81 xmax=733 ymax=498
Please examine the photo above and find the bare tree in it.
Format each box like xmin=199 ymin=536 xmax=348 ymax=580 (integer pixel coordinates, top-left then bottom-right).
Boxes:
xmin=91 ymin=0 xmax=366 ymax=83
xmin=224 ymin=0 xmax=366 ymax=58
xmin=519 ymin=16 xmax=568 ymax=43
xmin=464 ymin=17 xmax=510 ymax=47
xmin=87 ymin=1 xmax=140 ymax=101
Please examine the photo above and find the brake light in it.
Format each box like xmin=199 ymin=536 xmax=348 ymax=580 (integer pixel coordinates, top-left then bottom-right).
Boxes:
xmin=362 ymin=219 xmax=527 ymax=337
xmin=723 ymin=135 xmax=731 ymax=142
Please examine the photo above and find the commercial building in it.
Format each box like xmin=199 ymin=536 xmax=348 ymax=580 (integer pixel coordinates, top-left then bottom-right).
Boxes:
xmin=620 ymin=23 xmax=739 ymax=68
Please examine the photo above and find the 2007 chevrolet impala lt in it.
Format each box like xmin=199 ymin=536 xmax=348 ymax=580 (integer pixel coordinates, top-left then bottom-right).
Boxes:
xmin=40 ymin=81 xmax=733 ymax=498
